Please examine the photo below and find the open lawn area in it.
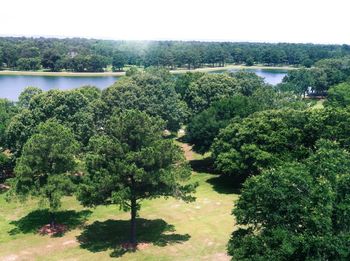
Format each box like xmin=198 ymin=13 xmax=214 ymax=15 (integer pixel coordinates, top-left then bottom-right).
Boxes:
xmin=0 ymin=142 xmax=238 ymax=261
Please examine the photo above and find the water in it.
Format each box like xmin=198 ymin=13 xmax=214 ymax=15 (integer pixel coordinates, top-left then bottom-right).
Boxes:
xmin=0 ymin=69 xmax=287 ymax=101
xmin=216 ymin=68 xmax=287 ymax=85
xmin=234 ymin=69 xmax=287 ymax=85
xmin=0 ymin=75 xmax=119 ymax=101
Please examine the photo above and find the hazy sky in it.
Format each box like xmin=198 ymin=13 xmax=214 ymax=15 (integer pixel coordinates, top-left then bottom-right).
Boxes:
xmin=1 ymin=0 xmax=349 ymax=44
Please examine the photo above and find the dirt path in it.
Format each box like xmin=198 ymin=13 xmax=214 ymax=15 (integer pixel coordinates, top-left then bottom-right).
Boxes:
xmin=180 ymin=142 xmax=195 ymax=161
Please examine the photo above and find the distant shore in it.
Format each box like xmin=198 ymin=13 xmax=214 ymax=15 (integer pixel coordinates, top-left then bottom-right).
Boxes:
xmin=0 ymin=65 xmax=295 ymax=77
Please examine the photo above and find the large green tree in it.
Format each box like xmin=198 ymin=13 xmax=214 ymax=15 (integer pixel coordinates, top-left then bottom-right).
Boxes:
xmin=184 ymin=74 xmax=238 ymax=114
xmin=212 ymin=108 xmax=350 ymax=178
xmin=228 ymin=140 xmax=350 ymax=260
xmin=10 ymin=121 xmax=79 ymax=227
xmin=78 ymin=110 xmax=196 ymax=246
xmin=186 ymin=95 xmax=260 ymax=153
xmin=102 ymin=71 xmax=188 ymax=131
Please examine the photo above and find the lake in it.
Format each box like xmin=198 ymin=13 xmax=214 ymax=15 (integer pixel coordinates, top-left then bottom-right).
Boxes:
xmin=0 ymin=69 xmax=287 ymax=101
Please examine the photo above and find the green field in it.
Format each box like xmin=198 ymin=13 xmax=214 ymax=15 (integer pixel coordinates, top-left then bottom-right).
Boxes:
xmin=0 ymin=143 xmax=238 ymax=261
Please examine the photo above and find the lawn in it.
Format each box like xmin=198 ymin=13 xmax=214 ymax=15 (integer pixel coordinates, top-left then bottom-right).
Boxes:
xmin=0 ymin=142 xmax=238 ymax=261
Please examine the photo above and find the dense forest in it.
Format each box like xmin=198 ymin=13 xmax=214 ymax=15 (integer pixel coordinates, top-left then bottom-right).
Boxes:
xmin=1 ymin=37 xmax=350 ymax=71
xmin=1 ymin=51 xmax=350 ymax=259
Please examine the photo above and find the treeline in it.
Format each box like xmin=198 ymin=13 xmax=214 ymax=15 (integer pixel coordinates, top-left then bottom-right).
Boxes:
xmin=1 ymin=37 xmax=350 ymax=71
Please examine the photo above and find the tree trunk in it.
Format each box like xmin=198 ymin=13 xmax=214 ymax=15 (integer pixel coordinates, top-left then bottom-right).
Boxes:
xmin=130 ymin=197 xmax=137 ymax=247
xmin=130 ymin=175 xmax=137 ymax=248
xmin=50 ymin=211 xmax=56 ymax=229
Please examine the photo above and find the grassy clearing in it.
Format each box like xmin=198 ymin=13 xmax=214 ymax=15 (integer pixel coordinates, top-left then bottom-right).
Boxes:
xmin=0 ymin=143 xmax=238 ymax=260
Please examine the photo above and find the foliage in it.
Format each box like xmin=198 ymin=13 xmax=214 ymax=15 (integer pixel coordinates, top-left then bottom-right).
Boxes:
xmin=16 ymin=57 xmax=41 ymax=71
xmin=6 ymin=89 xmax=98 ymax=154
xmin=228 ymin=141 xmax=350 ymax=260
xmin=9 ymin=121 xmax=79 ymax=225
xmin=325 ymin=82 xmax=350 ymax=108
xmin=212 ymin=108 xmax=350 ymax=178
xmin=112 ymin=51 xmax=126 ymax=71
xmin=78 ymin=110 xmax=196 ymax=244
xmin=281 ymin=57 xmax=350 ymax=96
xmin=186 ymin=95 xmax=260 ymax=153
xmin=174 ymin=72 xmax=204 ymax=98
xmin=0 ymin=99 xmax=17 ymax=147
xmin=17 ymin=86 xmax=43 ymax=108
xmin=229 ymin=70 xmax=266 ymax=96
xmin=186 ymin=77 xmax=309 ymax=154
xmin=102 ymin=71 xmax=188 ymax=131
xmin=184 ymin=74 xmax=238 ymax=114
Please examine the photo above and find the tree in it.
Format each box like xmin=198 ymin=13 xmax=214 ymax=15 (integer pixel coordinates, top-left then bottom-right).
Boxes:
xmin=174 ymin=72 xmax=204 ymax=98
xmin=86 ymin=55 xmax=107 ymax=72
xmin=18 ymin=86 xmax=43 ymax=108
xmin=186 ymin=95 xmax=260 ymax=153
xmin=78 ymin=110 xmax=196 ymax=246
xmin=102 ymin=71 xmax=188 ymax=131
xmin=229 ymin=71 xmax=266 ymax=96
xmin=325 ymin=82 xmax=350 ymax=108
xmin=228 ymin=141 xmax=350 ymax=260
xmin=10 ymin=121 xmax=79 ymax=227
xmin=0 ymin=99 xmax=17 ymax=147
xmin=184 ymin=74 xmax=238 ymax=114
xmin=280 ymin=68 xmax=314 ymax=96
xmin=125 ymin=66 xmax=139 ymax=76
xmin=212 ymin=108 xmax=350 ymax=179
xmin=112 ymin=51 xmax=126 ymax=71
xmin=16 ymin=57 xmax=41 ymax=71
xmin=42 ymin=50 xmax=62 ymax=71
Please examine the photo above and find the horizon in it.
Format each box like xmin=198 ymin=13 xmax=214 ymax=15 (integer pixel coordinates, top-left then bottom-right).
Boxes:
xmin=0 ymin=34 xmax=348 ymax=46
xmin=1 ymin=0 xmax=349 ymax=45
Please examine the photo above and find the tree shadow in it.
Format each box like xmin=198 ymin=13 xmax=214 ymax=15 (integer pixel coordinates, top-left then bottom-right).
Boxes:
xmin=206 ymin=174 xmax=244 ymax=195
xmin=77 ymin=218 xmax=190 ymax=257
xmin=9 ymin=209 xmax=92 ymax=237
xmin=189 ymin=157 xmax=217 ymax=174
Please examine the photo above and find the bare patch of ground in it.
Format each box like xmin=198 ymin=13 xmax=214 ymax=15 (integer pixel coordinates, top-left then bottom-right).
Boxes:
xmin=180 ymin=143 xmax=195 ymax=161
xmin=38 ymin=224 xmax=68 ymax=236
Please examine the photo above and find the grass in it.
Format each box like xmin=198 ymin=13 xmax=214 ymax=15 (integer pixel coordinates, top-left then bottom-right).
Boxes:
xmin=0 ymin=143 xmax=238 ymax=260
xmin=313 ymin=99 xmax=325 ymax=109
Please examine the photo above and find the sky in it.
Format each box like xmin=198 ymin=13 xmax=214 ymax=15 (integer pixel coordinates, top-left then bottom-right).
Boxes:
xmin=1 ymin=0 xmax=349 ymax=44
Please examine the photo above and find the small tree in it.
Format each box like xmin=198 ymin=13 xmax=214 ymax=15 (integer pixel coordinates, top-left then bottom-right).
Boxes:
xmin=78 ymin=110 xmax=196 ymax=247
xmin=9 ymin=121 xmax=79 ymax=227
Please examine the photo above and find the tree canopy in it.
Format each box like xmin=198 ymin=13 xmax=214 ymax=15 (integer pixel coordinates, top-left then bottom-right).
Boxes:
xmin=102 ymin=71 xmax=188 ymax=131
xmin=78 ymin=110 xmax=196 ymax=245
xmin=228 ymin=140 xmax=350 ymax=260
xmin=10 ymin=121 xmax=79 ymax=227
xmin=212 ymin=108 xmax=350 ymax=178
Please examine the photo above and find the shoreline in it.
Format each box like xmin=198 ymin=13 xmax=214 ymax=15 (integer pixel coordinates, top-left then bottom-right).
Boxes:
xmin=0 ymin=65 xmax=295 ymax=77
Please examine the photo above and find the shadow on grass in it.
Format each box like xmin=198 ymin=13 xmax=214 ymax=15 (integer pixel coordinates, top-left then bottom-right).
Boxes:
xmin=189 ymin=157 xmax=217 ymax=174
xmin=206 ymin=174 xmax=244 ymax=195
xmin=77 ymin=218 xmax=190 ymax=257
xmin=9 ymin=209 xmax=92 ymax=237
